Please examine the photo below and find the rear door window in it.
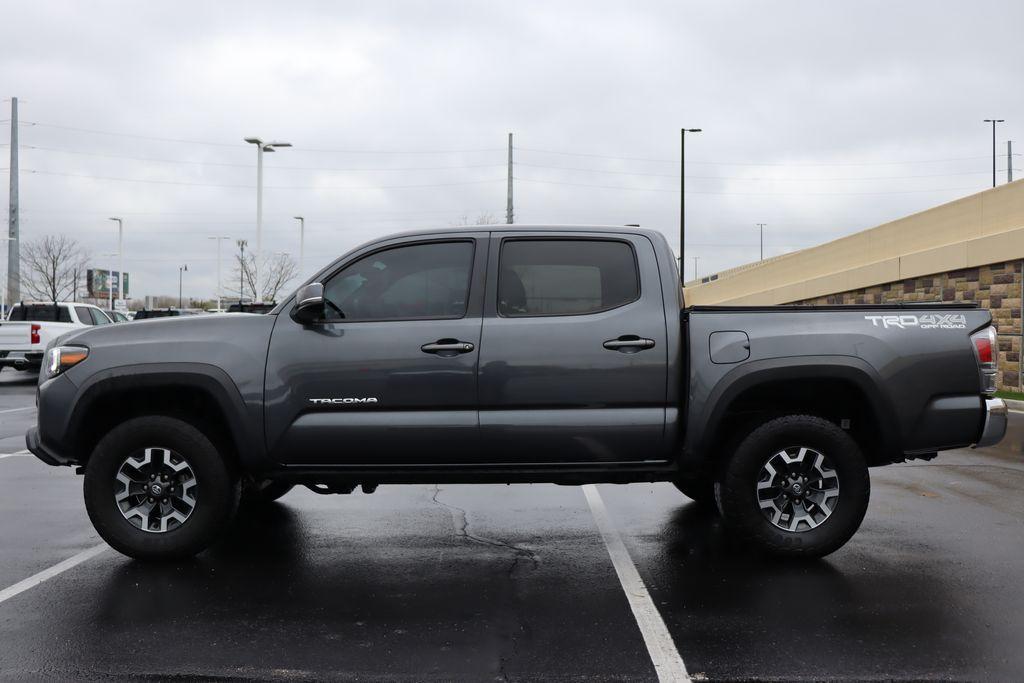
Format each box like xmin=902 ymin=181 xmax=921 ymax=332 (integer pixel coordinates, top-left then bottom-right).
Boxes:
xmin=497 ymin=239 xmax=639 ymax=317
xmin=89 ymin=308 xmax=113 ymax=325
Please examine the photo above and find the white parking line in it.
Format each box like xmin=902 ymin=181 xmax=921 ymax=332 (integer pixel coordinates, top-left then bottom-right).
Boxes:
xmin=0 ymin=543 xmax=107 ymax=606
xmin=583 ymin=484 xmax=690 ymax=682
xmin=0 ymin=407 xmax=35 ymax=414
xmin=0 ymin=450 xmax=31 ymax=459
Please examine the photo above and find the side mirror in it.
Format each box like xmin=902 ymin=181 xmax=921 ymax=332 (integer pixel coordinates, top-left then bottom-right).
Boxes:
xmin=292 ymin=282 xmax=325 ymax=324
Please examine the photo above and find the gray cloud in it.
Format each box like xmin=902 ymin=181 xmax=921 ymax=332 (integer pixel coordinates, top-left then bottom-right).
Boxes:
xmin=2 ymin=0 xmax=1022 ymax=297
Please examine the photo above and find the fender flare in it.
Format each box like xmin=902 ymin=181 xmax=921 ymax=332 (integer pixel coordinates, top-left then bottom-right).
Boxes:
xmin=68 ymin=362 xmax=265 ymax=465
xmin=688 ymin=355 xmax=901 ymax=462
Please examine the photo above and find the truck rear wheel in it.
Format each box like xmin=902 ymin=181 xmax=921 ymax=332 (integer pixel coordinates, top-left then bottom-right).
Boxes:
xmin=83 ymin=416 xmax=240 ymax=560
xmin=242 ymin=480 xmax=294 ymax=505
xmin=716 ymin=414 xmax=869 ymax=558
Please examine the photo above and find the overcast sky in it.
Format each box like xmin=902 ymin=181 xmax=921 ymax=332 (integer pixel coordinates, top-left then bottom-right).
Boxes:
xmin=2 ymin=0 xmax=1023 ymax=299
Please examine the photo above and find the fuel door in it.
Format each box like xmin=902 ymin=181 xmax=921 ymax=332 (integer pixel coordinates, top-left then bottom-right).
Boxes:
xmin=709 ymin=330 xmax=750 ymax=364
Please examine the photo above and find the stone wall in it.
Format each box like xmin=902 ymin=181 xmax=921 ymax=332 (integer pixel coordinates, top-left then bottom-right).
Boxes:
xmin=793 ymin=260 xmax=1023 ymax=390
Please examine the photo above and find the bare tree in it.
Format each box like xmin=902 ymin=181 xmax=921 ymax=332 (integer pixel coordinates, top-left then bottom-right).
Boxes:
xmin=21 ymin=235 xmax=90 ymax=303
xmin=226 ymin=249 xmax=298 ymax=303
xmin=262 ymin=253 xmax=299 ymax=303
xmin=451 ymin=211 xmax=498 ymax=227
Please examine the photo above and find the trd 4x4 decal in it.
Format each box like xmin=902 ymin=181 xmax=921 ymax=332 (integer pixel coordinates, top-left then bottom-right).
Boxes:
xmin=864 ymin=314 xmax=967 ymax=330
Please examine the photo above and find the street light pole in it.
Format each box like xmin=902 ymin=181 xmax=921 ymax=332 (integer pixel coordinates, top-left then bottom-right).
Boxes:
xmin=680 ymin=128 xmax=702 ymax=283
xmin=178 ymin=264 xmax=188 ymax=309
xmin=984 ymin=119 xmax=1005 ymax=188
xmin=208 ymin=236 xmax=230 ymax=311
xmin=108 ymin=217 xmax=123 ymax=309
xmin=244 ymin=137 xmax=291 ymax=304
xmin=756 ymin=223 xmax=766 ymax=261
xmin=236 ymin=239 xmax=248 ymax=306
xmin=293 ymin=216 xmax=304 ymax=274
xmin=693 ymin=256 xmax=700 ymax=282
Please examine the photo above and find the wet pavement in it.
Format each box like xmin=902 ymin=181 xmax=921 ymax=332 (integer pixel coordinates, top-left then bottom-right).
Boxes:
xmin=1 ymin=368 xmax=1023 ymax=681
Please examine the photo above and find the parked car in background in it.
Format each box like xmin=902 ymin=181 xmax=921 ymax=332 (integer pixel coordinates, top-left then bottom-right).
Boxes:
xmin=132 ymin=308 xmax=198 ymax=320
xmin=104 ymin=310 xmax=130 ymax=323
xmin=0 ymin=302 xmax=112 ymax=372
xmin=226 ymin=302 xmax=276 ymax=314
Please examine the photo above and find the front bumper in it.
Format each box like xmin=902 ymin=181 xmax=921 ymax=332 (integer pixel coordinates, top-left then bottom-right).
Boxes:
xmin=26 ymin=426 xmax=73 ymax=466
xmin=975 ymin=398 xmax=1008 ymax=448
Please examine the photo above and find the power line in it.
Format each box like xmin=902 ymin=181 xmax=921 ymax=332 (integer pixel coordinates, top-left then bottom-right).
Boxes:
xmin=22 ymin=168 xmax=506 ymax=190
xmin=19 ymin=120 xmax=503 ymax=154
xmin=515 ymin=176 xmax=982 ymax=196
xmin=516 ymin=146 xmax=995 ymax=168
xmin=516 ymin=161 xmax=1012 ymax=182
xmin=21 ymin=144 xmax=506 ymax=171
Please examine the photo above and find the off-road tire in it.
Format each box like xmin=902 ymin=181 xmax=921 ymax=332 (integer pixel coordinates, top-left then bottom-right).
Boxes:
xmin=673 ymin=477 xmax=715 ymax=508
xmin=716 ymin=414 xmax=870 ymax=558
xmin=84 ymin=415 xmax=240 ymax=560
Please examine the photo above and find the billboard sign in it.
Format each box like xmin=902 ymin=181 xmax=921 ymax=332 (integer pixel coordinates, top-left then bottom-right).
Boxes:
xmin=87 ymin=269 xmax=130 ymax=299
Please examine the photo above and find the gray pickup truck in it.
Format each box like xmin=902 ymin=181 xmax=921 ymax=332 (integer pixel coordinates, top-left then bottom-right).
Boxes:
xmin=27 ymin=226 xmax=1007 ymax=560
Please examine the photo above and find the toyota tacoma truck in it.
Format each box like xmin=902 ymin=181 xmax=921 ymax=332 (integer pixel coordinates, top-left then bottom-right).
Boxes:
xmin=26 ymin=226 xmax=1007 ymax=560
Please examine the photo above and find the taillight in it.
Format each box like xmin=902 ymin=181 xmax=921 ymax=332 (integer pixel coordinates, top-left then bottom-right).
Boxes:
xmin=971 ymin=326 xmax=998 ymax=395
xmin=30 ymin=324 xmax=40 ymax=345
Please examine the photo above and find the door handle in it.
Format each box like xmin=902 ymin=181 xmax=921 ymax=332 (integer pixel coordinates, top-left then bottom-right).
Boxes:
xmin=603 ymin=336 xmax=656 ymax=352
xmin=421 ymin=339 xmax=475 ymax=355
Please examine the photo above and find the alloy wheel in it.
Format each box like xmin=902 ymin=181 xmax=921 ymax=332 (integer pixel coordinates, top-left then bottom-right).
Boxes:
xmin=756 ymin=446 xmax=840 ymax=532
xmin=114 ymin=447 xmax=198 ymax=533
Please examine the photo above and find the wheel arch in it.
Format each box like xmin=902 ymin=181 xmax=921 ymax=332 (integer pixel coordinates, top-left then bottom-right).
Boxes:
xmin=69 ymin=363 xmax=265 ymax=469
xmin=689 ymin=356 xmax=903 ymax=467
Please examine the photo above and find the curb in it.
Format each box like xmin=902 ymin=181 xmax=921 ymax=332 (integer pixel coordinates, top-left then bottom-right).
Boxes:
xmin=1002 ymin=398 xmax=1024 ymax=413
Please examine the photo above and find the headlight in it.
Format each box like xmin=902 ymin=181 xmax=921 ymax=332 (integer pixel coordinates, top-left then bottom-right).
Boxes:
xmin=45 ymin=346 xmax=89 ymax=379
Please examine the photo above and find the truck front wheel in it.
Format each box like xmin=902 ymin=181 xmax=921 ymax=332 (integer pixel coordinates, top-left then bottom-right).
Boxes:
xmin=716 ymin=414 xmax=870 ymax=558
xmin=83 ymin=416 xmax=240 ymax=560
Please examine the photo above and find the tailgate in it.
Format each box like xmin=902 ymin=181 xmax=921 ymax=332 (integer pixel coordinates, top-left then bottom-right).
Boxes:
xmin=0 ymin=322 xmax=33 ymax=351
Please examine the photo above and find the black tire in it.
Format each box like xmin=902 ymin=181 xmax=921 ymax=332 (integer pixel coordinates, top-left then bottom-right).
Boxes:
xmin=716 ymin=414 xmax=869 ymax=559
xmin=241 ymin=480 xmax=294 ymax=506
xmin=84 ymin=416 xmax=240 ymax=560
xmin=673 ymin=477 xmax=716 ymax=508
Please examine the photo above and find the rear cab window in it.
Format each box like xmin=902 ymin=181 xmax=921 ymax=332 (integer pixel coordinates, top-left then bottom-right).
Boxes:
xmin=7 ymin=304 xmax=72 ymax=323
xmin=497 ymin=239 xmax=640 ymax=317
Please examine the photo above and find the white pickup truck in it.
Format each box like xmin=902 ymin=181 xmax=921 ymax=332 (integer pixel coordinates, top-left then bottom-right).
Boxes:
xmin=0 ymin=302 xmax=113 ymax=373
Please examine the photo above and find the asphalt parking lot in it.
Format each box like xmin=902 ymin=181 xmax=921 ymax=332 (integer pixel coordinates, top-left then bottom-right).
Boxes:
xmin=1 ymin=369 xmax=1023 ymax=681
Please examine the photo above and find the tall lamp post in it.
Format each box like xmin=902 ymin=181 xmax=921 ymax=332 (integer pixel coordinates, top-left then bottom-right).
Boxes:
xmin=984 ymin=119 xmax=1005 ymax=188
xmin=108 ymin=217 xmax=123 ymax=309
xmin=244 ymin=137 xmax=291 ymax=303
xmin=236 ymin=239 xmax=248 ymax=306
xmin=680 ymin=128 xmax=702 ymax=282
xmin=208 ymin=236 xmax=231 ymax=312
xmin=756 ymin=223 xmax=767 ymax=261
xmin=178 ymin=264 xmax=188 ymax=309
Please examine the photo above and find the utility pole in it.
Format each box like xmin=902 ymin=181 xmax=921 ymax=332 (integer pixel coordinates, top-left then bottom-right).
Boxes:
xmin=178 ymin=264 xmax=188 ymax=309
xmin=680 ymin=128 xmax=702 ymax=282
xmin=293 ymin=216 xmax=304 ymax=273
xmin=108 ymin=217 xmax=123 ymax=309
xmin=984 ymin=119 xmax=1004 ymax=188
xmin=7 ymin=97 xmax=19 ymax=305
xmin=756 ymin=223 xmax=766 ymax=261
xmin=1009 ymin=141 xmax=1014 ymax=183
xmin=692 ymin=256 xmax=699 ymax=282
xmin=236 ymin=239 xmax=247 ymax=306
xmin=208 ymin=236 xmax=230 ymax=311
xmin=506 ymin=133 xmax=514 ymax=224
